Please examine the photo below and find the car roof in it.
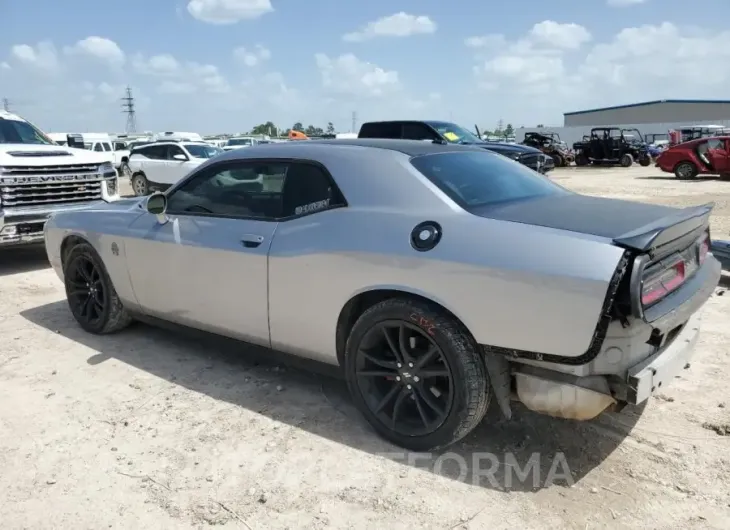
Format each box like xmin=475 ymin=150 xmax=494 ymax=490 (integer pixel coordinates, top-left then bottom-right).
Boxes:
xmin=301 ymin=138 xmax=487 ymax=156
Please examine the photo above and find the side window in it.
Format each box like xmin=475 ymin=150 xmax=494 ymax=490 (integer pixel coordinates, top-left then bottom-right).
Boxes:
xmin=707 ymin=138 xmax=724 ymax=150
xmin=93 ymin=143 xmax=104 ymax=152
xmin=402 ymin=123 xmax=436 ymax=141
xmin=102 ymin=142 xmax=112 ymax=151
xmin=166 ymin=161 xmax=291 ymax=219
xmin=358 ymin=122 xmax=401 ymax=139
xmin=114 ymin=142 xmax=126 ymax=151
xmin=167 ymin=145 xmax=186 ymax=159
xmin=280 ymin=162 xmax=344 ymax=218
xmin=143 ymin=145 xmax=168 ymax=160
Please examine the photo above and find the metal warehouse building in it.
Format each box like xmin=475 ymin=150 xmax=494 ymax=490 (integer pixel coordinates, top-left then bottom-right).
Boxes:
xmin=563 ymin=99 xmax=730 ymax=127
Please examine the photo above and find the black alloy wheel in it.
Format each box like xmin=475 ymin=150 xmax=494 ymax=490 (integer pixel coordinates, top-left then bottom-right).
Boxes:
xmin=345 ymin=298 xmax=490 ymax=451
xmin=63 ymin=243 xmax=133 ymax=334
xmin=354 ymin=320 xmax=454 ymax=437
xmin=67 ymin=253 xmax=107 ymax=327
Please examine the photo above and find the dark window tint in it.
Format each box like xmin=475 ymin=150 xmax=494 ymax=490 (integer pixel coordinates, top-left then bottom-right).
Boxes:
xmin=167 ymin=145 xmax=186 ymax=159
xmin=0 ymin=118 xmax=53 ymax=145
xmin=358 ymin=122 xmax=401 ymax=139
xmin=142 ymin=145 xmax=168 ymax=159
xmin=93 ymin=143 xmax=104 ymax=152
xmin=410 ymin=151 xmax=567 ymax=209
xmin=166 ymin=161 xmax=344 ymax=220
xmin=402 ymin=123 xmax=436 ymax=141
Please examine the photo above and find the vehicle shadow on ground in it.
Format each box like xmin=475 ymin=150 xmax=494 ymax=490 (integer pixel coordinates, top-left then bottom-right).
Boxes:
xmin=0 ymin=246 xmax=51 ymax=276
xmin=21 ymin=301 xmax=643 ymax=493
xmin=635 ymin=176 xmax=718 ymax=182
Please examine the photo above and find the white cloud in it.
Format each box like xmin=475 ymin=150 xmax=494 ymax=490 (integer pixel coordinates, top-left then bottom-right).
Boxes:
xmin=233 ymin=44 xmax=271 ymax=66
xmin=158 ymin=81 xmax=197 ymax=94
xmin=607 ymin=0 xmax=648 ymax=5
xmin=315 ymin=53 xmax=400 ymax=97
xmin=528 ymin=21 xmax=592 ymax=50
xmin=10 ymin=41 xmax=60 ymax=72
xmin=187 ymin=0 xmax=273 ymax=24
xmin=132 ymin=54 xmax=180 ymax=75
xmin=0 ymin=62 xmax=9 ymax=70
xmin=64 ymin=36 xmax=125 ymax=64
xmin=343 ymin=12 xmax=436 ymax=42
xmin=467 ymin=21 xmax=730 ymax=124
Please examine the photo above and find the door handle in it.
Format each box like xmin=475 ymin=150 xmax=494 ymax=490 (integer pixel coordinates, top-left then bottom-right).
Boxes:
xmin=240 ymin=234 xmax=264 ymax=248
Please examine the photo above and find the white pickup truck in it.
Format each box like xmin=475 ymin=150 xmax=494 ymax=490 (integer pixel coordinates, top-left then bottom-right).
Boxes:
xmin=0 ymin=112 xmax=120 ymax=248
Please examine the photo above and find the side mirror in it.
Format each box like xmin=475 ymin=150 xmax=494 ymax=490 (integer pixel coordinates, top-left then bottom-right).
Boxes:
xmin=173 ymin=154 xmax=187 ymax=161
xmin=146 ymin=192 xmax=168 ymax=223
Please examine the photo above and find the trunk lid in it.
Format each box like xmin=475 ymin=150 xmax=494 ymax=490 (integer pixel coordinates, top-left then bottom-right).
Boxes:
xmin=470 ymin=194 xmax=712 ymax=253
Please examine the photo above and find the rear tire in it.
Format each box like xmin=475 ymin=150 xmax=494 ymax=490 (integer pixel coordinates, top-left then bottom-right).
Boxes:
xmin=63 ymin=243 xmax=133 ymax=335
xmin=575 ymin=153 xmax=588 ymax=166
xmin=131 ymin=173 xmax=149 ymax=196
xmin=674 ymin=161 xmax=698 ymax=180
xmin=620 ymin=153 xmax=634 ymax=167
xmin=344 ymin=298 xmax=490 ymax=451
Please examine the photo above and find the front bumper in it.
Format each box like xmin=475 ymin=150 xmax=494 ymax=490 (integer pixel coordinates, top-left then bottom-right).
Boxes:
xmin=0 ymin=201 xmax=106 ymax=247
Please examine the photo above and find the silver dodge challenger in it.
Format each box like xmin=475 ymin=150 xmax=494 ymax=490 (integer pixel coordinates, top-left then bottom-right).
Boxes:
xmin=44 ymin=138 xmax=722 ymax=450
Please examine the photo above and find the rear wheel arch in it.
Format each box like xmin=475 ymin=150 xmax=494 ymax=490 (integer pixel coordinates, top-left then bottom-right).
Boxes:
xmin=335 ymin=288 xmax=474 ymax=367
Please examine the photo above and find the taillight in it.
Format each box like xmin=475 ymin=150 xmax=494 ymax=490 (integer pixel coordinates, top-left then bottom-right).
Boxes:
xmin=641 ymin=260 xmax=686 ymax=306
xmin=699 ymin=234 xmax=709 ymax=264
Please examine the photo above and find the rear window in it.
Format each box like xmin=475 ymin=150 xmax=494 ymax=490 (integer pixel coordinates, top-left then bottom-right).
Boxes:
xmin=410 ymin=151 xmax=567 ymax=208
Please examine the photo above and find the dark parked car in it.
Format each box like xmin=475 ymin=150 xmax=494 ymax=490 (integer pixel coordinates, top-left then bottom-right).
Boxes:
xmin=358 ymin=120 xmax=554 ymax=173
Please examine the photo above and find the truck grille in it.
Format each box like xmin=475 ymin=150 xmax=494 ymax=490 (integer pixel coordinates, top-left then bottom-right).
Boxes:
xmin=0 ymin=164 xmax=103 ymax=208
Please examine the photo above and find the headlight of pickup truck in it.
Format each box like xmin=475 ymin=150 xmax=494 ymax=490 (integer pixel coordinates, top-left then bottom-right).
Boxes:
xmin=99 ymin=162 xmax=115 ymax=176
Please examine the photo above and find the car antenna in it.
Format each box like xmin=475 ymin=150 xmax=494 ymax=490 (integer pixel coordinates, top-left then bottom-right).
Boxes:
xmin=475 ymin=124 xmax=481 ymax=138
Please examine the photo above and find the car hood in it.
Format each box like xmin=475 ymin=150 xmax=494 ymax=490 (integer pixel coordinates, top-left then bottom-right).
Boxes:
xmin=0 ymin=144 xmax=110 ymax=166
xmin=470 ymin=193 xmax=681 ymax=240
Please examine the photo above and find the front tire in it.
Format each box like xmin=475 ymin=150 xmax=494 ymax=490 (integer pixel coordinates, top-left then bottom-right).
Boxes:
xmin=639 ymin=155 xmax=651 ymax=167
xmin=344 ymin=298 xmax=490 ymax=451
xmin=551 ymin=154 xmax=564 ymax=167
xmin=674 ymin=161 xmax=698 ymax=180
xmin=131 ymin=173 xmax=149 ymax=196
xmin=63 ymin=243 xmax=132 ymax=334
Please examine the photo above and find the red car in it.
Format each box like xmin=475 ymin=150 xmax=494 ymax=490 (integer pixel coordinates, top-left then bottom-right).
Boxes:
xmin=656 ymin=136 xmax=730 ymax=179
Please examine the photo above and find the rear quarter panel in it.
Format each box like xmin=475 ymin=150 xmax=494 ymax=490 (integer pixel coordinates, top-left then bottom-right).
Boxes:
xmin=268 ymin=207 xmax=624 ymax=364
xmin=44 ymin=201 xmax=147 ymax=312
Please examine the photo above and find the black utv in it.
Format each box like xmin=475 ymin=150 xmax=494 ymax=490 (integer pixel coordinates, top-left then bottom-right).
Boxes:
xmin=357 ymin=120 xmax=554 ymax=173
xmin=575 ymin=127 xmax=652 ymax=167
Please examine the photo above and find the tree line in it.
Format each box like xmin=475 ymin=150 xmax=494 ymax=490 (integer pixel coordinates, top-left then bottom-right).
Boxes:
xmin=246 ymin=121 xmax=517 ymax=138
xmin=248 ymin=121 xmax=336 ymax=137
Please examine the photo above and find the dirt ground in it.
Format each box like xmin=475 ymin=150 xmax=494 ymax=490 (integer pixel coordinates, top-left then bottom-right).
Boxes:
xmin=1 ymin=167 xmax=729 ymax=529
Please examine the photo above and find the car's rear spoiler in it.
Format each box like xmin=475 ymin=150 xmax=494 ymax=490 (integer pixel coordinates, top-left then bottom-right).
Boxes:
xmin=612 ymin=203 xmax=713 ymax=253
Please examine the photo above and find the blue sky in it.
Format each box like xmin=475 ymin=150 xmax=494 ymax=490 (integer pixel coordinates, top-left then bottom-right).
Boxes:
xmin=2 ymin=0 xmax=729 ymax=134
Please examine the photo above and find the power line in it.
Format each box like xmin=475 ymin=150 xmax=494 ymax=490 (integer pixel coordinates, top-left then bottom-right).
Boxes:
xmin=121 ymin=86 xmax=137 ymax=133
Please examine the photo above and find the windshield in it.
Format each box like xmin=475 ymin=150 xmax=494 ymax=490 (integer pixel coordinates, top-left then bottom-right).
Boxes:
xmin=0 ymin=118 xmax=54 ymax=145
xmin=227 ymin=138 xmax=253 ymax=146
xmin=410 ymin=150 xmax=567 ymax=209
xmin=185 ymin=144 xmax=223 ymax=159
xmin=425 ymin=121 xmax=483 ymax=144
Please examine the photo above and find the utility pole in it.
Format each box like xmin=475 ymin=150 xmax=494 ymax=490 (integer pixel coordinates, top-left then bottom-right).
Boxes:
xmin=2 ymin=98 xmax=10 ymax=112
xmin=351 ymin=111 xmax=357 ymax=133
xmin=121 ymin=86 xmax=137 ymax=133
